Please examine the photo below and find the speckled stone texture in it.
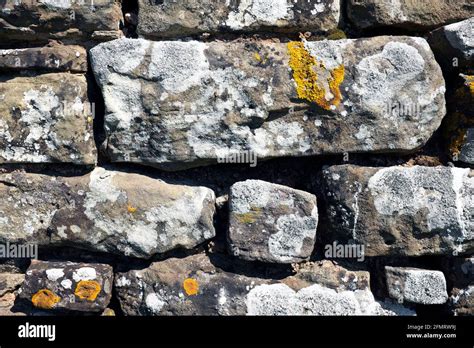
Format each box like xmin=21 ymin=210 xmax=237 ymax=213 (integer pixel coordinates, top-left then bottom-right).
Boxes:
xmin=0 ymin=43 xmax=87 ymax=72
xmin=115 ymin=254 xmax=414 ymax=316
xmin=385 ymin=266 xmax=448 ymax=305
xmin=18 ymin=260 xmax=113 ymax=313
xmin=347 ymin=0 xmax=474 ymax=32
xmin=137 ymin=0 xmax=340 ymax=38
xmin=90 ymin=36 xmax=445 ymax=170
xmin=0 ymin=168 xmax=216 ymax=259
xmin=0 ymin=73 xmax=96 ymax=165
xmin=0 ymin=0 xmax=123 ymax=46
xmin=0 ymin=273 xmax=24 ymax=315
xmin=228 ymin=180 xmax=318 ymax=263
xmin=428 ymin=17 xmax=474 ymax=75
xmin=0 ymin=0 xmax=473 ymax=319
xmin=320 ymin=165 xmax=474 ymax=256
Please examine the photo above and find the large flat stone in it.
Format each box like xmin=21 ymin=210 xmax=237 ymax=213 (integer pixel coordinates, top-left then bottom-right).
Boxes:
xmin=347 ymin=0 xmax=474 ymax=32
xmin=428 ymin=17 xmax=474 ymax=75
xmin=0 ymin=44 xmax=87 ymax=73
xmin=0 ymin=0 xmax=122 ymax=45
xmin=228 ymin=180 xmax=318 ymax=263
xmin=385 ymin=266 xmax=448 ymax=305
xmin=0 ymin=73 xmax=96 ymax=164
xmin=138 ymin=0 xmax=340 ymax=38
xmin=320 ymin=165 xmax=473 ymax=256
xmin=0 ymin=167 xmax=216 ymax=259
xmin=114 ymin=254 xmax=414 ymax=316
xmin=18 ymin=260 xmax=113 ymax=313
xmin=91 ymin=37 xmax=446 ymax=170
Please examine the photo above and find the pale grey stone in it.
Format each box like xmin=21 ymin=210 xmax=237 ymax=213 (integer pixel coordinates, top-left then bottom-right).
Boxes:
xmin=385 ymin=266 xmax=449 ymax=305
xmin=228 ymin=180 xmax=318 ymax=263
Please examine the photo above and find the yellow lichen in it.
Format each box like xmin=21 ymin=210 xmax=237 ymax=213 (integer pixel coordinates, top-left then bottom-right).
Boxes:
xmin=287 ymin=41 xmax=344 ymax=110
xmin=234 ymin=207 xmax=262 ymax=224
xmin=450 ymin=129 xmax=467 ymax=157
xmin=31 ymin=289 xmax=60 ymax=309
xmin=75 ymin=280 xmax=101 ymax=301
xmin=327 ymin=29 xmax=347 ymax=40
xmin=183 ymin=278 xmax=199 ymax=296
xmin=102 ymin=308 xmax=116 ymax=316
xmin=127 ymin=204 xmax=137 ymax=213
xmin=254 ymin=52 xmax=262 ymax=62
xmin=466 ymin=76 xmax=474 ymax=95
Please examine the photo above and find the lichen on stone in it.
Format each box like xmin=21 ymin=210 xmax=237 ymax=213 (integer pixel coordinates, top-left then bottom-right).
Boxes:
xmin=183 ymin=278 xmax=199 ymax=296
xmin=75 ymin=280 xmax=102 ymax=301
xmin=31 ymin=289 xmax=60 ymax=309
xmin=287 ymin=41 xmax=344 ymax=110
xmin=235 ymin=207 xmax=262 ymax=224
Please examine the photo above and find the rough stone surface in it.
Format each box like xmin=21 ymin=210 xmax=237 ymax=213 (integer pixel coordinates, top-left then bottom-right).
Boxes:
xmin=0 ymin=273 xmax=25 ymax=315
xmin=428 ymin=17 xmax=474 ymax=75
xmin=0 ymin=0 xmax=123 ymax=45
xmin=0 ymin=273 xmax=24 ymax=297
xmin=0 ymin=43 xmax=87 ymax=73
xmin=91 ymin=37 xmax=446 ymax=170
xmin=0 ymin=167 xmax=216 ymax=259
xmin=137 ymin=0 xmax=340 ymax=39
xmin=228 ymin=180 xmax=318 ymax=263
xmin=320 ymin=165 xmax=474 ymax=256
xmin=18 ymin=260 xmax=113 ymax=312
xmin=115 ymin=253 xmax=414 ymax=316
xmin=347 ymin=0 xmax=474 ymax=32
xmin=0 ymin=73 xmax=96 ymax=164
xmin=385 ymin=266 xmax=449 ymax=305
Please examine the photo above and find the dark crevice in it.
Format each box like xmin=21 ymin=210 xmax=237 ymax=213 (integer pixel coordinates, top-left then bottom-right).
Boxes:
xmin=122 ymin=0 xmax=139 ymax=38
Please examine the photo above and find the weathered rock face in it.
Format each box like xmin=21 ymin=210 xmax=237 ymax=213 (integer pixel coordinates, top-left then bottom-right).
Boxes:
xmin=115 ymin=254 xmax=413 ymax=316
xmin=0 ymin=273 xmax=25 ymax=315
xmin=18 ymin=260 xmax=113 ymax=312
xmin=137 ymin=0 xmax=340 ymax=39
xmin=228 ymin=180 xmax=318 ymax=263
xmin=347 ymin=0 xmax=474 ymax=32
xmin=428 ymin=17 xmax=474 ymax=75
xmin=320 ymin=165 xmax=474 ymax=256
xmin=0 ymin=44 xmax=87 ymax=72
xmin=0 ymin=167 xmax=216 ymax=259
xmin=0 ymin=273 xmax=24 ymax=297
xmin=0 ymin=0 xmax=123 ymax=46
xmin=385 ymin=267 xmax=448 ymax=305
xmin=0 ymin=73 xmax=96 ymax=164
xmin=91 ymin=37 xmax=446 ymax=170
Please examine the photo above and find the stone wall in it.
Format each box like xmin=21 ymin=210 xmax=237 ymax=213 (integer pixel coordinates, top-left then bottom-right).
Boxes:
xmin=0 ymin=0 xmax=472 ymax=316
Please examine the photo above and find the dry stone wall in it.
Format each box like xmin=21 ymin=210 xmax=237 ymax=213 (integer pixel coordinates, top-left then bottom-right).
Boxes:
xmin=0 ymin=0 xmax=472 ymax=316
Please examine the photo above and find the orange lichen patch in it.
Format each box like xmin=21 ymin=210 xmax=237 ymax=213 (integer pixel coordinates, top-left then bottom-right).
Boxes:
xmin=75 ymin=280 xmax=101 ymax=301
xmin=450 ymin=129 xmax=467 ymax=156
xmin=465 ymin=76 xmax=474 ymax=95
xmin=183 ymin=278 xmax=199 ymax=296
xmin=127 ymin=204 xmax=137 ymax=213
xmin=31 ymin=289 xmax=60 ymax=309
xmin=287 ymin=41 xmax=344 ymax=110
